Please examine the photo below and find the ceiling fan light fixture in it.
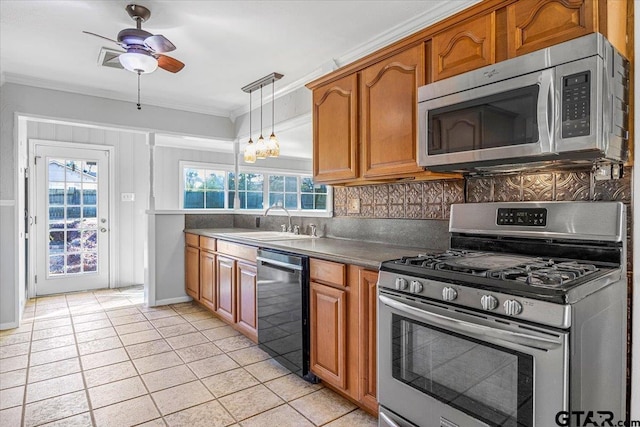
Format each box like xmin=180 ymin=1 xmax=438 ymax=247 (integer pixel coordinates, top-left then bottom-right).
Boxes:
xmin=119 ymin=49 xmax=158 ymax=73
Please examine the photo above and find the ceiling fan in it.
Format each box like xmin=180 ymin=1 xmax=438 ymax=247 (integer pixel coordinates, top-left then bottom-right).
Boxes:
xmin=84 ymin=3 xmax=184 ymax=74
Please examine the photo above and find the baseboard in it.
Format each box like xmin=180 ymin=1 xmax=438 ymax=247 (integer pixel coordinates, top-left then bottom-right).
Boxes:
xmin=0 ymin=321 xmax=19 ymax=331
xmin=154 ymin=296 xmax=193 ymax=306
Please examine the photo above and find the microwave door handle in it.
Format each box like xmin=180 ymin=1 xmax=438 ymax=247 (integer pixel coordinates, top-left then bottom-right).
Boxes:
xmin=379 ymin=294 xmax=562 ymax=350
xmin=548 ymin=74 xmax=555 ymax=149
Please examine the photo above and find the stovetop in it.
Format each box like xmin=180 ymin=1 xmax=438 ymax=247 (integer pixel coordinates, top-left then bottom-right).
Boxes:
xmin=393 ymin=250 xmax=600 ymax=288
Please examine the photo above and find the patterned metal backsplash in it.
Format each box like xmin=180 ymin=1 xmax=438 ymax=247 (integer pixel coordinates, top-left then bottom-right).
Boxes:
xmin=333 ymin=167 xmax=633 ymax=272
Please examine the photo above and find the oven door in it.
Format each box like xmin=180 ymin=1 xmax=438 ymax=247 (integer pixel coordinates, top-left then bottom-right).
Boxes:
xmin=378 ymin=290 xmax=569 ymax=427
xmin=417 ymin=68 xmax=554 ymax=169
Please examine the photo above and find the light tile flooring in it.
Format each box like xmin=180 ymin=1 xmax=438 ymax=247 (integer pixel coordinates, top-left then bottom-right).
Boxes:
xmin=0 ymin=286 xmax=377 ymax=427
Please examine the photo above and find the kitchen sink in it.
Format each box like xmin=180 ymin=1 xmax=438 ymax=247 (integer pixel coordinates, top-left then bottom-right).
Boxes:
xmin=226 ymin=231 xmax=315 ymax=241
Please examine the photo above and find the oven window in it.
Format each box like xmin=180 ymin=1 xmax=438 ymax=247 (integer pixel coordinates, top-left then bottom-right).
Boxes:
xmin=392 ymin=314 xmax=533 ymax=427
xmin=428 ymin=85 xmax=539 ymax=154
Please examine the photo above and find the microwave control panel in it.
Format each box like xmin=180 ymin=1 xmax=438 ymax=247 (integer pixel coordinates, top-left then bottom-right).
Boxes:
xmin=561 ymin=71 xmax=590 ymax=138
xmin=497 ymin=208 xmax=547 ymax=226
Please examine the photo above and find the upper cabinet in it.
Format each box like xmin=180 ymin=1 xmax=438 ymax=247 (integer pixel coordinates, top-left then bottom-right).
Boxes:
xmin=361 ymin=46 xmax=425 ymax=178
xmin=307 ymin=0 xmax=629 ymax=184
xmin=313 ymin=74 xmax=359 ymax=183
xmin=432 ymin=13 xmax=496 ymax=81
xmin=507 ymin=0 xmax=595 ymax=57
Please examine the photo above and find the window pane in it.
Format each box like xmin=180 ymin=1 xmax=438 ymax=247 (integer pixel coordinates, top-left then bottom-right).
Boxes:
xmin=246 ymin=174 xmax=264 ymax=191
xmin=285 ymin=176 xmax=298 ymax=192
xmin=228 ymin=172 xmax=236 ymax=190
xmin=184 ymin=191 xmax=204 ymax=208
xmin=49 ymin=231 xmax=64 ymax=254
xmin=66 ymin=184 xmax=81 ymax=205
xmin=65 ymin=161 xmax=83 ymax=183
xmin=49 ymin=255 xmax=64 ymax=275
xmin=205 ymin=191 xmax=224 ymax=208
xmin=49 ymin=184 xmax=65 ymax=205
xmin=205 ymin=171 xmax=225 ymax=190
xmin=285 ymin=194 xmax=297 ymax=209
xmin=66 ymin=253 xmax=81 ymax=273
xmin=314 ymin=194 xmax=327 ymax=209
xmin=83 ymin=253 xmax=97 ymax=272
xmin=228 ymin=191 xmax=235 ymax=208
xmin=246 ymin=192 xmax=263 ymax=209
xmin=315 ymin=184 xmax=328 ymax=194
xmin=48 ymin=159 xmax=66 ymax=182
xmin=82 ymin=184 xmax=97 ymax=205
xmin=184 ymin=168 xmax=204 ymax=190
xmin=269 ymin=194 xmax=284 ymax=207
xmin=66 ymin=230 xmax=81 ymax=253
xmin=83 ymin=161 xmax=98 ymax=180
xmin=301 ymin=177 xmax=314 ymax=193
xmin=269 ymin=176 xmax=284 ymax=192
xmin=301 ymin=194 xmax=313 ymax=210
xmin=238 ymin=192 xmax=247 ymax=209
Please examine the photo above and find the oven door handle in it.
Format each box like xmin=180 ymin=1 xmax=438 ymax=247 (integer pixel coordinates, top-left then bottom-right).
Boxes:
xmin=379 ymin=294 xmax=562 ymax=350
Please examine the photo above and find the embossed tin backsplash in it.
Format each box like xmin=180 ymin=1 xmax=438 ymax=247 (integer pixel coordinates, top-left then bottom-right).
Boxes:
xmin=333 ymin=167 xmax=632 ymax=219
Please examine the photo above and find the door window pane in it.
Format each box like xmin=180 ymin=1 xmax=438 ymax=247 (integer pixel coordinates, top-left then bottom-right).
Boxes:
xmin=47 ymin=156 xmax=100 ymax=276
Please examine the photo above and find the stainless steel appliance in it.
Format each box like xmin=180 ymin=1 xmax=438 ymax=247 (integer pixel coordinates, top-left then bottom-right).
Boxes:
xmin=417 ymin=33 xmax=629 ymax=172
xmin=256 ymin=249 xmax=318 ymax=383
xmin=378 ymin=202 xmax=627 ymax=427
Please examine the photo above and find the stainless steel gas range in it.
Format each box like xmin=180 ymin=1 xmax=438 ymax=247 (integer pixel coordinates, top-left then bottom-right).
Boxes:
xmin=377 ymin=202 xmax=627 ymax=427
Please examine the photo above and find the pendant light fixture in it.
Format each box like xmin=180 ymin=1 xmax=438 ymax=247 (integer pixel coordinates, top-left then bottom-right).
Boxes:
xmin=255 ymin=85 xmax=268 ymax=159
xmin=241 ymin=72 xmax=283 ymax=162
xmin=243 ymin=89 xmax=256 ymax=163
xmin=267 ymin=79 xmax=280 ymax=157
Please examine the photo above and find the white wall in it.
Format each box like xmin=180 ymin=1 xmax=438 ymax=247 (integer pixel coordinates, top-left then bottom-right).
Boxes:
xmin=26 ymin=121 xmax=149 ymax=287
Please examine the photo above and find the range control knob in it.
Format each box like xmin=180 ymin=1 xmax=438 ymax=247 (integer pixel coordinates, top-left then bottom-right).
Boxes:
xmin=481 ymin=295 xmax=498 ymax=311
xmin=410 ymin=280 xmax=423 ymax=294
xmin=442 ymin=287 xmax=458 ymax=301
xmin=395 ymin=277 xmax=408 ymax=291
xmin=504 ymin=300 xmax=523 ymax=316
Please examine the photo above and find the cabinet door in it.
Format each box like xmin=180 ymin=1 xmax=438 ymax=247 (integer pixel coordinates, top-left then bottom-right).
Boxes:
xmin=310 ymin=281 xmax=347 ymax=389
xmin=216 ymin=255 xmax=236 ymax=324
xmin=507 ymin=0 xmax=595 ymax=57
xmin=432 ymin=13 xmax=496 ymax=81
xmin=313 ymin=74 xmax=359 ymax=183
xmin=358 ymin=269 xmax=379 ymax=413
xmin=199 ymin=250 xmax=216 ymax=311
xmin=361 ymin=46 xmax=424 ymax=178
xmin=185 ymin=246 xmax=200 ymax=300
xmin=236 ymin=261 xmax=257 ymax=342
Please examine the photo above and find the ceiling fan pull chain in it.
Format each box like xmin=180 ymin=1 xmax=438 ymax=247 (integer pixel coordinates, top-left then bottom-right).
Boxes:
xmin=137 ymin=71 xmax=142 ymax=110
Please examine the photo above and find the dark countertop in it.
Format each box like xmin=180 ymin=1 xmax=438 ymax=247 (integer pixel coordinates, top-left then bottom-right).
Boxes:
xmin=184 ymin=228 xmax=437 ymax=269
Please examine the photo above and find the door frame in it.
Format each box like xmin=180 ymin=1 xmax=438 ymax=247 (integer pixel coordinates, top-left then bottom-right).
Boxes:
xmin=28 ymin=139 xmax=116 ymax=298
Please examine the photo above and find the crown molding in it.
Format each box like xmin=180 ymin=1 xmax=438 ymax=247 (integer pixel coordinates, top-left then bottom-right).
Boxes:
xmin=2 ymin=72 xmax=232 ymax=118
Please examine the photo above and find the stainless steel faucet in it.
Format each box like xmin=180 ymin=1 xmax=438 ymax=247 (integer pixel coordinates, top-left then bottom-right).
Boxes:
xmin=264 ymin=204 xmax=292 ymax=232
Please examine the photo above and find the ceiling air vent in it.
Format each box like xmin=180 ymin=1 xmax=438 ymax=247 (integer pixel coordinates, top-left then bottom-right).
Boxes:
xmin=98 ymin=47 xmax=124 ymax=70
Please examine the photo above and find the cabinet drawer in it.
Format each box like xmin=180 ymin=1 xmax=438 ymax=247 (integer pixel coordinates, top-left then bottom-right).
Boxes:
xmin=310 ymin=259 xmax=346 ymax=287
xmin=217 ymin=240 xmax=257 ymax=263
xmin=185 ymin=233 xmax=200 ymax=247
xmin=199 ymin=236 xmax=216 ymax=252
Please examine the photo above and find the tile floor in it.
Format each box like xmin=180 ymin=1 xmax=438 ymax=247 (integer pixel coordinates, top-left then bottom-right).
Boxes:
xmin=0 ymin=286 xmax=377 ymax=427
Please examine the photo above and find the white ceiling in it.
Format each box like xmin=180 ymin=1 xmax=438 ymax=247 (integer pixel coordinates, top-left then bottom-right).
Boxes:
xmin=0 ymin=0 xmax=478 ymax=118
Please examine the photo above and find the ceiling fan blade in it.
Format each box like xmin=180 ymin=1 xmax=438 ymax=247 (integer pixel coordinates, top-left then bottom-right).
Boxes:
xmin=157 ymin=55 xmax=185 ymax=73
xmin=145 ymin=34 xmax=176 ymax=53
xmin=83 ymin=31 xmax=121 ymax=46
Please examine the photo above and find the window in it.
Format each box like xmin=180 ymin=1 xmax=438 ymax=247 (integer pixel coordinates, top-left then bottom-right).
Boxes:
xmin=183 ymin=167 xmax=229 ymax=209
xmin=181 ymin=164 xmax=330 ymax=214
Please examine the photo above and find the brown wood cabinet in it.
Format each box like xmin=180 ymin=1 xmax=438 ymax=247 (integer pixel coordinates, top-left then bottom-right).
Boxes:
xmin=185 ymin=244 xmax=200 ymax=300
xmin=358 ymin=268 xmax=379 ymax=413
xmin=432 ymin=13 xmax=496 ymax=81
xmin=361 ymin=46 xmax=425 ymax=178
xmin=507 ymin=0 xmax=595 ymax=58
xmin=216 ymin=255 xmax=236 ymax=324
xmin=310 ymin=281 xmax=347 ymax=389
xmin=236 ymin=261 xmax=258 ymax=341
xmin=307 ymin=0 xmax=630 ymax=181
xmin=184 ymin=233 xmax=258 ymax=343
xmin=309 ymin=258 xmax=379 ymax=414
xmin=312 ymin=74 xmax=359 ymax=183
xmin=199 ymin=250 xmax=216 ymax=312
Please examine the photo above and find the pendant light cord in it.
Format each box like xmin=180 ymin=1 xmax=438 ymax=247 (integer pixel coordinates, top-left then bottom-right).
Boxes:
xmin=137 ymin=71 xmax=141 ymax=110
xmin=260 ymin=86 xmax=263 ymax=136
xmin=249 ymin=89 xmax=252 ymax=139
xmin=271 ymin=81 xmax=275 ymax=133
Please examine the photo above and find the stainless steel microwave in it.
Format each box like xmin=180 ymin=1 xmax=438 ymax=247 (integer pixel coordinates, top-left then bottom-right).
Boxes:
xmin=418 ymin=33 xmax=629 ymax=172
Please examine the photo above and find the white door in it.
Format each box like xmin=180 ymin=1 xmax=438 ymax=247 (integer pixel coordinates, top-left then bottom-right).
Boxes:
xmin=34 ymin=144 xmax=110 ymax=295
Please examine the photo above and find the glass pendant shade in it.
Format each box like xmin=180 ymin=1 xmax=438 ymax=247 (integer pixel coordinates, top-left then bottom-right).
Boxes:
xmin=255 ymin=135 xmax=268 ymax=159
xmin=267 ymin=133 xmax=280 ymax=157
xmin=119 ymin=50 xmax=158 ymax=74
xmin=244 ymin=139 xmax=256 ymax=163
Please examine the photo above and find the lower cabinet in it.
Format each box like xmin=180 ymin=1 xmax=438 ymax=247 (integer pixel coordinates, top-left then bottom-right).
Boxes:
xmin=310 ymin=281 xmax=347 ymax=389
xmin=199 ymin=250 xmax=216 ymax=312
xmin=236 ymin=261 xmax=258 ymax=341
xmin=216 ymin=255 xmax=236 ymax=324
xmin=309 ymin=259 xmax=379 ymax=414
xmin=184 ymin=233 xmax=257 ymax=343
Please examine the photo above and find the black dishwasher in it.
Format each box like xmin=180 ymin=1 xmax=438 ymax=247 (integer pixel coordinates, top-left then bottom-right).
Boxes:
xmin=256 ymin=249 xmax=318 ymax=383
